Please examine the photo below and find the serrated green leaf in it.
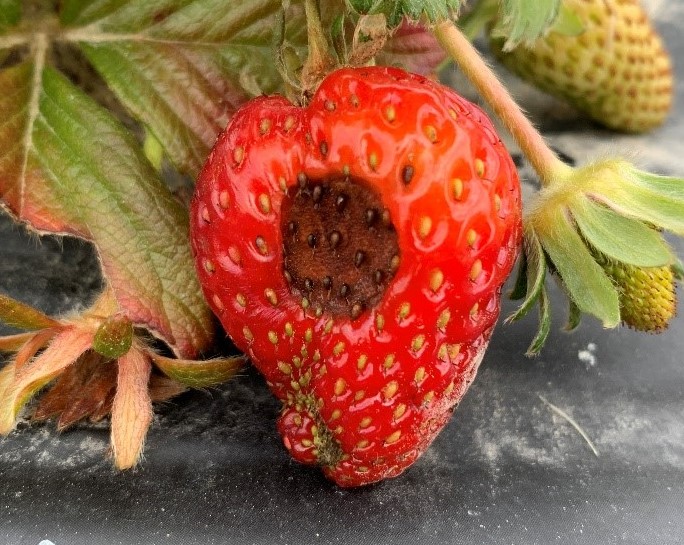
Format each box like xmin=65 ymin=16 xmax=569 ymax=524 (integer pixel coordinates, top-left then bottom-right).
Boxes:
xmin=507 ymin=228 xmax=546 ymax=322
xmin=500 ymin=0 xmax=562 ymax=51
xmin=526 ymin=287 xmax=551 ymax=356
xmin=572 ymin=197 xmax=673 ymax=267
xmin=0 ymin=292 xmax=62 ymax=331
xmin=537 ymin=209 xmax=619 ymax=328
xmin=349 ymin=0 xmax=461 ymax=27
xmin=65 ymin=0 xmax=302 ymax=176
xmin=150 ymin=352 xmax=244 ymax=388
xmin=0 ymin=54 xmax=214 ymax=358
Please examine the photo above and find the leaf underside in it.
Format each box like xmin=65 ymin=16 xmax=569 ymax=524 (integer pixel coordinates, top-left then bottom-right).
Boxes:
xmin=498 ymin=0 xmax=562 ymax=50
xmin=348 ymin=0 xmax=462 ymax=27
xmin=0 ymin=58 xmax=214 ymax=358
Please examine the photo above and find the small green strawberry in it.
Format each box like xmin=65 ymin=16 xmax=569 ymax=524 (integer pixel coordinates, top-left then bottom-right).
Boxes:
xmin=601 ymin=260 xmax=677 ymax=332
xmin=490 ymin=0 xmax=673 ymax=133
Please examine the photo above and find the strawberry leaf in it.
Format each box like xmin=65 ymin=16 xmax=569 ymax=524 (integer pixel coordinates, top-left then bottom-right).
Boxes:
xmin=63 ymin=0 xmax=305 ymax=177
xmin=348 ymin=0 xmax=462 ymax=27
xmin=0 ymin=54 xmax=214 ymax=358
xmin=498 ymin=0 xmax=562 ymax=51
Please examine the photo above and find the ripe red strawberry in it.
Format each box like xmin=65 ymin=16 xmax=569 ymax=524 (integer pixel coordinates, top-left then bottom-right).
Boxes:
xmin=190 ymin=66 xmax=522 ymax=487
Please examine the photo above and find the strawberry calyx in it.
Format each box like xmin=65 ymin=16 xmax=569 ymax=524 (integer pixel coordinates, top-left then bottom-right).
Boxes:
xmin=0 ymin=288 xmax=244 ymax=468
xmin=510 ymin=160 xmax=684 ymax=353
xmin=434 ymin=20 xmax=682 ymax=354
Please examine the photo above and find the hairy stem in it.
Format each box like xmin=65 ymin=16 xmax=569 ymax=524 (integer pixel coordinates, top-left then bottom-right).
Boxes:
xmin=433 ymin=21 xmax=572 ymax=187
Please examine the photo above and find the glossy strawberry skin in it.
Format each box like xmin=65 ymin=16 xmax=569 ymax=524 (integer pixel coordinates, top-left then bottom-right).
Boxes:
xmin=190 ymin=67 xmax=522 ymax=487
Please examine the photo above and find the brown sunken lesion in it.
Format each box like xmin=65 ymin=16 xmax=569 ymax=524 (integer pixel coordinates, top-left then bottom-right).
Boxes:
xmin=281 ymin=174 xmax=400 ymax=319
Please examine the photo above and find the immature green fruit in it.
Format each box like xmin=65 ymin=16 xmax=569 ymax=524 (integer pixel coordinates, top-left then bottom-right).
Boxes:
xmin=602 ymin=261 xmax=677 ymax=332
xmin=491 ymin=0 xmax=673 ymax=133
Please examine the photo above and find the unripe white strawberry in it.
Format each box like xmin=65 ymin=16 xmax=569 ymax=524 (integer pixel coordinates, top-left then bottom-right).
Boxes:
xmin=491 ymin=0 xmax=673 ymax=133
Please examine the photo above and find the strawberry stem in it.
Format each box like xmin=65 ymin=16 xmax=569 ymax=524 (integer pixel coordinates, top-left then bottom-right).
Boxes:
xmin=301 ymin=0 xmax=336 ymax=93
xmin=433 ymin=21 xmax=572 ymax=187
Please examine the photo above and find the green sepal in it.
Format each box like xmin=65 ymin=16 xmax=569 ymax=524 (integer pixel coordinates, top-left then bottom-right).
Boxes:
xmin=498 ymin=0 xmax=562 ymax=51
xmin=564 ymin=298 xmax=582 ymax=332
xmin=507 ymin=228 xmax=546 ymax=322
xmin=571 ymin=197 xmax=673 ymax=267
xmin=537 ymin=208 xmax=620 ymax=328
xmin=526 ymin=287 xmax=551 ymax=356
xmin=509 ymin=251 xmax=528 ymax=301
xmin=607 ymin=180 xmax=684 ymax=235
xmin=93 ymin=314 xmax=134 ymax=359
xmin=629 ymin=169 xmax=684 ymax=202
xmin=0 ymin=332 xmax=36 ymax=352
xmin=150 ymin=353 xmax=245 ymax=388
xmin=0 ymin=292 xmax=62 ymax=331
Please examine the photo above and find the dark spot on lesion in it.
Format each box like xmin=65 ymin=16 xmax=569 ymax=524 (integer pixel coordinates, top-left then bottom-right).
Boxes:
xmin=365 ymin=208 xmax=378 ymax=227
xmin=312 ymin=185 xmax=323 ymax=204
xmin=335 ymin=194 xmax=348 ymax=213
xmin=329 ymin=230 xmax=341 ymax=249
xmin=350 ymin=303 xmax=364 ymax=320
